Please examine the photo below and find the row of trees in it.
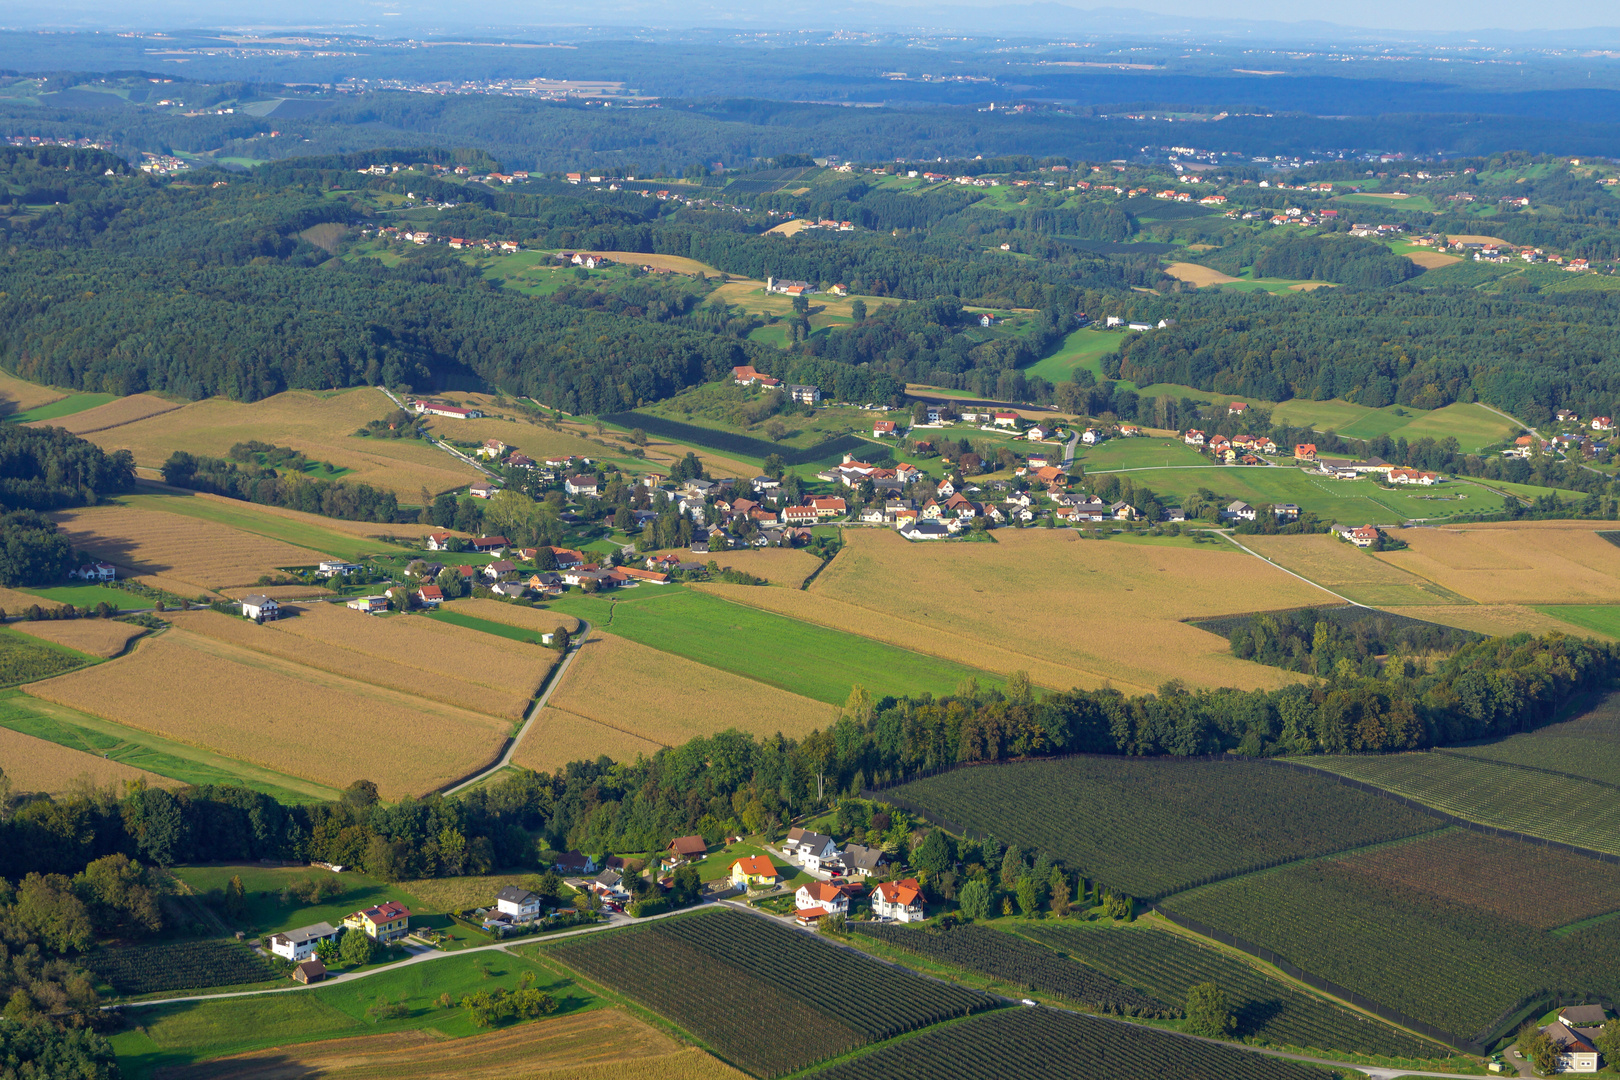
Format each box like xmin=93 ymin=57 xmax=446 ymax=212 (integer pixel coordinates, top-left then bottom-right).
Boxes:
xmin=161 ymin=451 xmax=403 ymax=524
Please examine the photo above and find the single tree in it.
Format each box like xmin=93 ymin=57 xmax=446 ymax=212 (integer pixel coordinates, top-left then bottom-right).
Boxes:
xmin=999 ymin=844 xmax=1025 ymax=889
xmin=1185 ymin=983 xmax=1235 ymax=1038
xmin=340 ymin=927 xmax=377 ymax=968
xmin=958 ymin=877 xmax=993 ymax=920
xmin=913 ymin=829 xmax=954 ymax=876
xmin=1015 ymin=875 xmax=1040 ymax=917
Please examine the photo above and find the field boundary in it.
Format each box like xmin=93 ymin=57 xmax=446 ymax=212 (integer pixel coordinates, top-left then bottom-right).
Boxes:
xmin=1432 ymin=748 xmax=1620 ymax=793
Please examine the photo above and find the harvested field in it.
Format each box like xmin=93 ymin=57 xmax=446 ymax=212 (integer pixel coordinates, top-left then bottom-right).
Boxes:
xmin=1375 ymin=522 xmax=1620 ymax=604
xmin=513 ymin=706 xmax=663 ymax=774
xmin=1382 ymin=603 xmax=1583 ymax=639
xmin=154 ymin=1008 xmax=743 ymax=1080
xmin=0 ymin=370 xmax=66 ymax=414
xmin=219 ymin=584 xmax=335 ymax=600
xmin=0 ymin=724 xmax=177 ymax=794
xmin=141 ymin=489 xmax=447 ymax=541
xmin=0 ymin=586 xmax=50 ymax=613
xmin=11 ymin=619 xmax=147 ymax=658
xmin=651 ymin=546 xmax=823 ymax=586
xmin=80 ymin=388 xmax=479 ymax=498
xmin=1164 ymin=261 xmax=1240 ymax=287
xmin=1239 ymin=533 xmax=1470 ymax=606
xmin=717 ymin=529 xmax=1327 ymax=693
xmin=169 ymin=606 xmax=551 ymax=720
xmin=1443 ymin=234 xmax=1510 ymax=246
xmin=26 ymin=629 xmax=510 ymax=798
xmin=1407 ymin=250 xmax=1462 ymax=269
xmin=441 ymin=598 xmax=580 ymax=635
xmin=28 ymin=393 xmax=180 ymax=434
xmin=1336 ymin=830 xmax=1620 ymax=931
xmin=546 ymin=630 xmax=831 ymax=750
xmin=588 ymin=251 xmax=725 ymax=275
xmin=49 ymin=504 xmax=328 ymax=591
xmin=1287 ymin=282 xmax=1333 ymax=291
xmin=561 ymin=417 xmax=760 ymax=480
xmin=420 ymin=413 xmax=621 ymax=465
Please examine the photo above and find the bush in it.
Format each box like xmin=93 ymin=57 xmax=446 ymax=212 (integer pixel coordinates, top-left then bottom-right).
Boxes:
xmin=629 ymin=897 xmax=671 ymax=918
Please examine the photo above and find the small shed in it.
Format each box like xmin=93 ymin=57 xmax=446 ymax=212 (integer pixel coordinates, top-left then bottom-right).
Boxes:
xmin=292 ymin=959 xmax=327 ymax=984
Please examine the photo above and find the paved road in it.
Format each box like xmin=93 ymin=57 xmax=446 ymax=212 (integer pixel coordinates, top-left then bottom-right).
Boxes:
xmin=444 ymin=620 xmax=592 ymax=795
xmin=1060 ymin=429 xmax=1080 ymax=470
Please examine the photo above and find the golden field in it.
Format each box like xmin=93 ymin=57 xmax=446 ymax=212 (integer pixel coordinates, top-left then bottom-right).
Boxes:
xmin=220 ymin=584 xmax=336 ymax=600
xmin=159 ymin=1008 xmax=748 ymax=1080
xmin=49 ymin=504 xmax=328 ymax=591
xmin=0 ymin=370 xmax=65 ymax=414
xmin=442 ymin=598 xmax=581 ymax=635
xmin=1387 ymin=604 xmax=1591 ymax=639
xmin=29 ymin=393 xmax=180 ymax=434
xmin=26 ymin=629 xmax=510 ymax=798
xmin=544 ymin=630 xmax=832 ymax=749
xmin=171 ymin=606 xmax=553 ymax=720
xmin=0 ymin=725 xmax=176 ymax=794
xmin=0 ymin=586 xmax=58 ymax=614
xmin=513 ymin=706 xmax=664 ymax=774
xmin=1238 ymin=533 xmax=1469 ymax=606
xmin=651 ymin=546 xmax=823 ymax=586
xmin=1405 ymin=250 xmax=1462 ymax=269
xmin=1164 ymin=262 xmax=1240 ymax=287
xmin=12 ymin=619 xmax=147 ymax=658
xmin=709 ymin=530 xmax=1328 ymax=693
xmin=130 ymin=488 xmax=447 ymax=541
xmin=1374 ymin=522 xmax=1620 ymax=604
xmin=567 ymin=419 xmax=759 ymax=482
xmin=79 ymin=388 xmax=479 ymax=498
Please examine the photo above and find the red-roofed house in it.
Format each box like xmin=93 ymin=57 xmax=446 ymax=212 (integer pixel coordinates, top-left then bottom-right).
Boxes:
xmin=871 ymin=878 xmax=926 ymax=922
xmin=617 ymin=566 xmax=670 ymax=584
xmin=993 ymin=411 xmax=1020 ymax=427
xmin=810 ymin=496 xmax=847 ymax=519
xmin=427 ymin=531 xmax=453 ymax=551
xmin=417 ymin=585 xmax=444 ymax=606
xmin=781 ymin=506 xmax=817 ymax=526
xmin=1228 ymin=402 xmax=1248 ymax=415
xmin=344 ymin=901 xmax=410 ymax=943
xmin=1294 ymin=443 xmax=1318 ymax=462
xmin=795 ymin=881 xmax=850 ymax=915
xmin=873 ymin=419 xmax=897 ymax=437
xmin=1347 ymin=526 xmax=1381 ymax=548
xmin=1388 ymin=468 xmax=1440 ymax=486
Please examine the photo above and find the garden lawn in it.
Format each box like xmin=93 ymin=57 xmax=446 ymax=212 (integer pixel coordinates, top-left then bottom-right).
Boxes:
xmin=701 ymin=843 xmax=810 ymax=890
xmin=547 ymin=587 xmax=995 ymax=704
xmin=1533 ymin=605 xmax=1620 ymax=638
xmin=1075 ymin=438 xmax=1211 ymax=471
xmin=106 ymin=949 xmax=597 ymax=1080
xmin=0 ymin=689 xmax=336 ymax=802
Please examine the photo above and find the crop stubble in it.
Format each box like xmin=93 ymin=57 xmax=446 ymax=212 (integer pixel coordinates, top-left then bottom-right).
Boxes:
xmin=542 ymin=630 xmax=832 ymax=751
xmin=24 ymin=629 xmax=510 ymax=798
xmin=79 ymin=388 xmax=479 ymax=498
xmin=1375 ymin=523 xmax=1620 ymax=604
xmin=0 ymin=724 xmax=176 ymax=794
xmin=745 ymin=529 xmax=1323 ymax=692
xmin=1239 ymin=533 xmax=1467 ymax=606
xmin=11 ymin=619 xmax=146 ymax=658
xmin=28 ymin=393 xmax=180 ymax=434
xmin=49 ymin=504 xmax=328 ymax=590
xmin=171 ymin=606 xmax=552 ymax=720
xmin=512 ymin=706 xmax=665 ymax=774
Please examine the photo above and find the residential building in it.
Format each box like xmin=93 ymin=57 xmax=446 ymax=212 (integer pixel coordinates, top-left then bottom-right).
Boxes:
xmin=412 ymin=401 xmax=484 ymax=420
xmin=470 ymin=481 xmax=497 ymax=500
xmin=1347 ymin=526 xmax=1381 ymax=548
xmin=1388 ymin=468 xmax=1440 ymax=485
xmin=809 ymin=496 xmax=848 ymax=519
xmin=1224 ymin=501 xmax=1257 ymax=522
xmin=871 ymin=878 xmax=926 ymax=922
xmin=788 ymin=384 xmax=822 ymax=405
xmin=667 ymin=835 xmax=708 ymax=861
xmin=70 ymin=562 xmax=116 ymax=582
xmin=1272 ymin=504 xmax=1301 ymax=521
xmin=470 ymin=536 xmax=508 ymax=554
xmin=565 ymin=475 xmax=599 ymax=496
xmin=839 ymin=843 xmax=889 ymax=878
xmin=591 ymin=869 xmax=630 ymax=902
xmin=495 ymin=886 xmax=543 ymax=920
xmin=1184 ymin=429 xmax=1206 ymax=446
xmin=552 ymin=851 xmax=598 ymax=875
xmin=346 ymin=596 xmax=387 ymax=614
xmin=1592 ymin=417 xmax=1614 ymax=432
xmin=730 ymin=855 xmax=780 ymax=891
xmin=901 ymin=520 xmax=951 ymax=540
xmin=873 ymin=420 xmax=897 ymax=437
xmin=417 ymin=584 xmax=444 ymax=606
xmin=426 ymin=531 xmax=453 ymax=551
xmin=1541 ymin=1021 xmax=1601 ymax=1073
xmin=992 ymin=412 xmax=1020 ymax=428
xmin=478 ymin=439 xmax=508 ymax=459
xmin=266 ymin=921 xmax=339 ymax=962
xmin=1228 ymin=402 xmax=1248 ymax=415
xmin=240 ymin=595 xmax=279 ymax=622
xmin=1294 ymin=443 xmax=1318 ymax=461
xmin=344 ymin=901 xmax=410 ymax=943
xmin=795 ymin=881 xmax=850 ymax=916
xmin=782 ymin=828 xmax=838 ymax=871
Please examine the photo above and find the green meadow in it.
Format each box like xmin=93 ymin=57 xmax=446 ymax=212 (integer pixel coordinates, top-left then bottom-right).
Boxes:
xmin=548 ymin=587 xmax=997 ymax=704
xmin=108 ymin=950 xmax=597 ymax=1080
xmin=5 ymin=390 xmax=118 ymax=424
xmin=117 ymin=489 xmax=418 ymax=562
xmin=1268 ymin=399 xmax=1518 ymax=454
xmin=1533 ymin=606 xmax=1620 ymax=639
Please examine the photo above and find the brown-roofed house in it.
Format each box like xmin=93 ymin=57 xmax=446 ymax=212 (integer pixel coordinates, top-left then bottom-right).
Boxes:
xmin=668 ymin=835 xmax=707 ymax=859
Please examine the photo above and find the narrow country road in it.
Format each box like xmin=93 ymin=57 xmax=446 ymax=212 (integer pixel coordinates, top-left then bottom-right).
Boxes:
xmin=1218 ymin=531 xmax=1367 ymax=608
xmin=444 ymin=619 xmax=591 ymax=795
xmin=1060 ymin=429 xmax=1080 ymax=470
xmin=378 ymin=386 xmax=499 ymax=482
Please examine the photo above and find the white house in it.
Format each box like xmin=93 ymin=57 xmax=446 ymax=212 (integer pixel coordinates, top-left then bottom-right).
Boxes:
xmin=901 ymin=520 xmax=951 ymax=541
xmin=838 ymin=843 xmax=889 ymax=879
xmin=565 ymin=475 xmax=599 ymax=497
xmin=782 ymin=828 xmax=839 ymax=872
xmin=871 ymin=878 xmax=926 ymax=922
xmin=346 ymin=595 xmax=388 ymax=613
xmin=266 ymin=921 xmax=339 ymax=962
xmin=426 ymin=531 xmax=453 ymax=551
xmin=240 ymin=595 xmax=280 ymax=622
xmin=794 ymin=881 xmax=850 ymax=916
xmin=70 ymin=562 xmax=117 ymax=582
xmin=1081 ymin=428 xmax=1102 ymax=445
xmin=590 ymin=869 xmax=630 ymax=903
xmin=1224 ymin=500 xmax=1257 ymax=522
xmin=1542 ymin=1019 xmax=1602 ymax=1073
xmin=318 ymin=560 xmax=361 ymax=577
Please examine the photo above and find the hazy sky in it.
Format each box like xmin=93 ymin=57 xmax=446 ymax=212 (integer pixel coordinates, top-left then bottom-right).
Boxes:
xmin=11 ymin=0 xmax=1620 ymax=36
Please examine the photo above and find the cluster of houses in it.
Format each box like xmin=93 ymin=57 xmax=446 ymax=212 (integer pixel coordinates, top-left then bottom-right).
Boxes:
xmin=731 ymin=366 xmax=823 ymax=406
xmin=364 ymin=226 xmax=521 ymax=253
xmin=410 ymin=399 xmax=485 ymax=421
xmin=265 ymin=900 xmax=412 ymax=984
xmin=1504 ymin=414 xmax=1613 ymax=461
xmin=1185 ymin=426 xmax=1280 ymax=465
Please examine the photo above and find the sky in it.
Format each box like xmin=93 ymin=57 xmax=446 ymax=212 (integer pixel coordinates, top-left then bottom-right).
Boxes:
xmin=7 ymin=0 xmax=1618 ymax=37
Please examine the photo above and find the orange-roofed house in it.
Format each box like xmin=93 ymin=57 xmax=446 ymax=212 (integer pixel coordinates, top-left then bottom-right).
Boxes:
xmin=729 ymin=856 xmax=779 ymax=890
xmin=1294 ymin=443 xmax=1318 ymax=461
xmin=795 ymin=880 xmax=850 ymax=915
xmin=871 ymin=878 xmax=926 ymax=922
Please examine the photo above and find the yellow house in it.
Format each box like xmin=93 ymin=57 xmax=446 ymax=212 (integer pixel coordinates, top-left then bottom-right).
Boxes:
xmin=343 ymin=901 xmax=411 ymax=943
xmin=730 ymin=855 xmax=779 ymax=890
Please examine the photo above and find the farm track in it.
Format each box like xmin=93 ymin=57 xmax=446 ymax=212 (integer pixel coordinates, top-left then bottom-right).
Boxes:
xmin=443 ymin=619 xmax=592 ymax=795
